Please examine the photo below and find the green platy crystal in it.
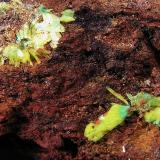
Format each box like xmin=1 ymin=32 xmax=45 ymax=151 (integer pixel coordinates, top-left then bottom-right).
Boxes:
xmin=84 ymin=103 xmax=129 ymax=142
xmin=84 ymin=88 xmax=130 ymax=142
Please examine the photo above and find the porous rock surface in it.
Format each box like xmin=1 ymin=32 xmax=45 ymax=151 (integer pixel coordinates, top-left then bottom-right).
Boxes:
xmin=0 ymin=0 xmax=160 ymax=159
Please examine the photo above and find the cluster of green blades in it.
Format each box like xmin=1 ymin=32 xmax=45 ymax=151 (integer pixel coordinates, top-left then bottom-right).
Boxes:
xmin=0 ymin=2 xmax=75 ymax=66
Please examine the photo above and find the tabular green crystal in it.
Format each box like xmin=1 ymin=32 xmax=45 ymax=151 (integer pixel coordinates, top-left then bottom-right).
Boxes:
xmin=145 ymin=107 xmax=160 ymax=126
xmin=84 ymin=104 xmax=129 ymax=142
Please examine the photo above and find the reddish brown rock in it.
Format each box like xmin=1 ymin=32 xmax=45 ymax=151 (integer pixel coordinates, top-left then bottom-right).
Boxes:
xmin=0 ymin=0 xmax=160 ymax=160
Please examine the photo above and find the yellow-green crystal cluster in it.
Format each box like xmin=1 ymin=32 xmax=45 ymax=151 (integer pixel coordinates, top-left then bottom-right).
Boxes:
xmin=84 ymin=88 xmax=160 ymax=142
xmin=0 ymin=4 xmax=75 ymax=66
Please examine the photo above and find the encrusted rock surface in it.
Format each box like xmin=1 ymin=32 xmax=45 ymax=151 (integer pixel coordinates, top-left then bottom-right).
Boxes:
xmin=0 ymin=0 xmax=160 ymax=159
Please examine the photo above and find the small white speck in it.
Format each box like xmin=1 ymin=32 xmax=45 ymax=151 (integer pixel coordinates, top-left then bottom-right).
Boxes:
xmin=122 ymin=145 xmax=126 ymax=153
xmin=99 ymin=115 xmax=105 ymax=121
xmin=17 ymin=50 xmax=24 ymax=57
xmin=144 ymin=79 xmax=151 ymax=86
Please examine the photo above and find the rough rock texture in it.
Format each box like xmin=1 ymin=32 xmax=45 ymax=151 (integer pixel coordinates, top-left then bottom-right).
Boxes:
xmin=0 ymin=0 xmax=160 ymax=160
